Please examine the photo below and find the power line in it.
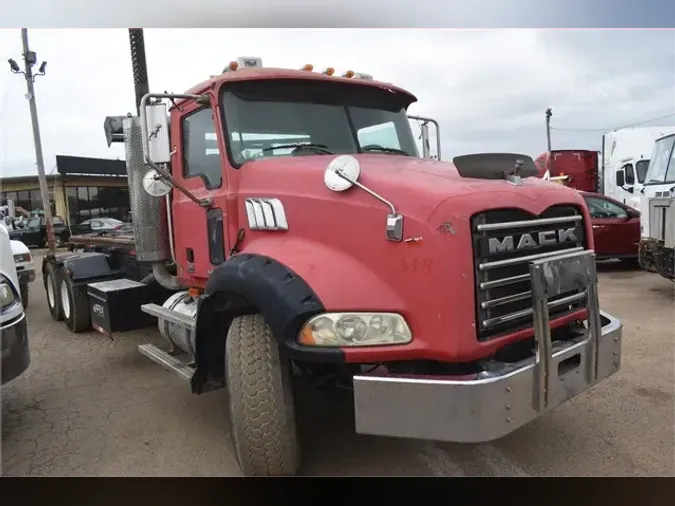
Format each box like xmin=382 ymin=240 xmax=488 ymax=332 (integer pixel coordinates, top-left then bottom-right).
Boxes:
xmin=551 ymin=112 xmax=675 ymax=132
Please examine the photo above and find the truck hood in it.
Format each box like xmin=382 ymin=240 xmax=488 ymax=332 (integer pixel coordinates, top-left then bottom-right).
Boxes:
xmin=241 ymin=153 xmax=584 ymax=220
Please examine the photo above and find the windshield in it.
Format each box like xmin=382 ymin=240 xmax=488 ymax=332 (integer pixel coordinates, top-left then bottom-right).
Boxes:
xmin=643 ymin=134 xmax=675 ymax=185
xmin=220 ymin=79 xmax=418 ymax=166
xmin=635 ymin=159 xmax=650 ymax=183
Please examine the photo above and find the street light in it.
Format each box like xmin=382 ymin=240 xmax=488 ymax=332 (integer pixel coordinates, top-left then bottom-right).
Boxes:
xmin=7 ymin=55 xmax=48 ymax=80
xmin=7 ymin=29 xmax=57 ymax=254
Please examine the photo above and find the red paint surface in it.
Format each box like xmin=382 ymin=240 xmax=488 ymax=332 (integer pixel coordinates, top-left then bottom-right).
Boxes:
xmin=535 ymin=150 xmax=599 ymax=192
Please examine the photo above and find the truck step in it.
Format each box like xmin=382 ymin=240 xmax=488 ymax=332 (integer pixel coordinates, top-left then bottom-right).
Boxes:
xmin=141 ymin=303 xmax=196 ymax=331
xmin=138 ymin=344 xmax=195 ymax=382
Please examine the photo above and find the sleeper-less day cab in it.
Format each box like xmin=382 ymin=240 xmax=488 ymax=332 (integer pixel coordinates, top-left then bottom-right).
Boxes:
xmin=44 ymin=58 xmax=623 ymax=476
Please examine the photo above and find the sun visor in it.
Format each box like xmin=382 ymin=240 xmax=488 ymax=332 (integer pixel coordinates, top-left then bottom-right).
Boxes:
xmin=452 ymin=153 xmax=538 ymax=180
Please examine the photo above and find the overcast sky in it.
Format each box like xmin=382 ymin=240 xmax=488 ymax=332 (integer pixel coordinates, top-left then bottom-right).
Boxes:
xmin=1 ymin=28 xmax=674 ymax=177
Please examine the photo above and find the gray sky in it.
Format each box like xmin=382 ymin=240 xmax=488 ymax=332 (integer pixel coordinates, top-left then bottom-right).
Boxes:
xmin=1 ymin=28 xmax=674 ymax=177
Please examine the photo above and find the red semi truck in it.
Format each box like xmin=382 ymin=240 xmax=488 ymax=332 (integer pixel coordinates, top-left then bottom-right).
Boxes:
xmin=42 ymin=57 xmax=623 ymax=476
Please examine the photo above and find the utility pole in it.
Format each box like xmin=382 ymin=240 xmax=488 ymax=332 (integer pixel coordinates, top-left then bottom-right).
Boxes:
xmin=545 ymin=108 xmax=553 ymax=177
xmin=8 ymin=29 xmax=55 ymax=253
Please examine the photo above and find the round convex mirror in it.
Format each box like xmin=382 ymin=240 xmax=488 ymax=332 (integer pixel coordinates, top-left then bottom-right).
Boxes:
xmin=142 ymin=168 xmax=172 ymax=197
xmin=324 ymin=155 xmax=361 ymax=192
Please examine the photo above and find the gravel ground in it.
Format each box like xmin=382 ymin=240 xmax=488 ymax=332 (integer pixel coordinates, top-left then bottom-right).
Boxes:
xmin=2 ymin=252 xmax=674 ymax=476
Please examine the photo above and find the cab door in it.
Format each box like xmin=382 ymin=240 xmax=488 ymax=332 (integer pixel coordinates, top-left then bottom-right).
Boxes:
xmin=171 ymin=102 xmax=229 ymax=284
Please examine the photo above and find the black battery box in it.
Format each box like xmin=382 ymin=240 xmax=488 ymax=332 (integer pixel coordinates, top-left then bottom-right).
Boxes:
xmin=87 ymin=279 xmax=157 ymax=337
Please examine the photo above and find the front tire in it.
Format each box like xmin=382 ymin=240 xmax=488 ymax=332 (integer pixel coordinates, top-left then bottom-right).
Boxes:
xmin=225 ymin=313 xmax=300 ymax=476
xmin=59 ymin=275 xmax=91 ymax=333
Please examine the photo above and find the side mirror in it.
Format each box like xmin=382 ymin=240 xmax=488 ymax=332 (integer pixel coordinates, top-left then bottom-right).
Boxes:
xmin=615 ymin=170 xmax=625 ymax=187
xmin=142 ymin=168 xmax=172 ymax=198
xmin=324 ymin=155 xmax=361 ymax=192
xmin=143 ymin=103 xmax=171 ymax=164
xmin=408 ymin=115 xmax=441 ymax=160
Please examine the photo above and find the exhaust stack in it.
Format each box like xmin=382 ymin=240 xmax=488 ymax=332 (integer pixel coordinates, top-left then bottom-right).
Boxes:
xmin=122 ymin=116 xmax=180 ymax=290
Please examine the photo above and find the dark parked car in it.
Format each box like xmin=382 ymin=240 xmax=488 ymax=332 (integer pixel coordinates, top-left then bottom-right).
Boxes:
xmin=8 ymin=216 xmax=70 ymax=248
xmin=70 ymin=217 xmax=124 ymax=236
xmin=580 ymin=191 xmax=640 ymax=262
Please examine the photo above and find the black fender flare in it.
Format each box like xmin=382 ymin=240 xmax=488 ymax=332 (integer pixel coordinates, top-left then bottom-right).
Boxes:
xmin=191 ymin=253 xmax=344 ymax=394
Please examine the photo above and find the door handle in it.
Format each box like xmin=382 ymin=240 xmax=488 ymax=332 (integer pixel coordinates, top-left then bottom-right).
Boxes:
xmin=592 ymin=225 xmax=605 ymax=229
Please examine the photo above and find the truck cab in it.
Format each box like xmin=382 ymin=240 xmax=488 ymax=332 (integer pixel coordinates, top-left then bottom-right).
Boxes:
xmin=638 ymin=132 xmax=675 ymax=280
xmin=602 ymin=127 xmax=675 ymax=211
xmin=51 ymin=57 xmax=624 ymax=476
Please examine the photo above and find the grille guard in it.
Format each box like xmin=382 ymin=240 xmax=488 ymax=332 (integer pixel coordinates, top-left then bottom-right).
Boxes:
xmin=352 ymin=249 xmax=623 ymax=443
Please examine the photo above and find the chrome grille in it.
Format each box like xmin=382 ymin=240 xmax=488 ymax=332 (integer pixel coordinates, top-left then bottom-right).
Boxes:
xmin=471 ymin=206 xmax=587 ymax=341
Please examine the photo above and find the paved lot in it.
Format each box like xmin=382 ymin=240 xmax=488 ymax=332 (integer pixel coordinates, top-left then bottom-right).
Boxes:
xmin=2 ymin=251 xmax=674 ymax=476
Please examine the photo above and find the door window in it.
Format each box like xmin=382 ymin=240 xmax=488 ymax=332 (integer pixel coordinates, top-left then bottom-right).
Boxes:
xmin=26 ymin=218 xmax=40 ymax=229
xmin=182 ymin=108 xmax=222 ymax=189
xmin=622 ymin=163 xmax=635 ymax=185
xmin=585 ymin=197 xmax=627 ymax=219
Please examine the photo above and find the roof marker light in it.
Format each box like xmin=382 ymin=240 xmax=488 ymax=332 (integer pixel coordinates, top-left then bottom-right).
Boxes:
xmin=323 ymin=67 xmax=335 ymax=76
xmin=223 ymin=61 xmax=238 ymax=73
xmin=301 ymin=64 xmax=314 ymax=71
xmin=342 ymin=70 xmax=355 ymax=78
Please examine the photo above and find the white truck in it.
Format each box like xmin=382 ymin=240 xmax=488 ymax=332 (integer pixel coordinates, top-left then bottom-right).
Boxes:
xmin=637 ymin=132 xmax=675 ymax=281
xmin=601 ymin=126 xmax=675 ymax=210
xmin=0 ymin=223 xmax=31 ymax=384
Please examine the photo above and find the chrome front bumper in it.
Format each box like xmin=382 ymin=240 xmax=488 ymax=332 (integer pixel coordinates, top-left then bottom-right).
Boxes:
xmin=353 ymin=249 xmax=622 ymax=443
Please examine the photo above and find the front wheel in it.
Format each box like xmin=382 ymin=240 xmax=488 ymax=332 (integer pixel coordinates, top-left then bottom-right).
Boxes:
xmin=225 ymin=313 xmax=301 ymax=476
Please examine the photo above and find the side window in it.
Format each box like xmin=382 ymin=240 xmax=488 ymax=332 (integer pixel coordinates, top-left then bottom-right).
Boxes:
xmin=666 ymin=140 xmax=675 ymax=183
xmin=182 ymin=108 xmax=222 ymax=189
xmin=623 ymin=163 xmax=635 ymax=185
xmin=27 ymin=218 xmax=40 ymax=229
xmin=357 ymin=121 xmax=401 ymax=150
xmin=585 ymin=197 xmax=627 ymax=219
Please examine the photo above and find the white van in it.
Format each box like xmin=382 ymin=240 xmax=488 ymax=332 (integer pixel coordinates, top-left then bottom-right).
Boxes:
xmin=0 ymin=223 xmax=30 ymax=384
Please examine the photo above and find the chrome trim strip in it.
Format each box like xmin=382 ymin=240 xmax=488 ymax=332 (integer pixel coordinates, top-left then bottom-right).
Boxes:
xmin=482 ymin=292 xmax=585 ymax=328
xmin=478 ymin=246 xmax=583 ymax=271
xmin=476 ymin=214 xmax=582 ymax=232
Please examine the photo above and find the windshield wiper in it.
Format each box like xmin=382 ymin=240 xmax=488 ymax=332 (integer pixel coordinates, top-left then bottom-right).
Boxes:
xmin=260 ymin=143 xmax=333 ymax=154
xmin=360 ymin=144 xmax=410 ymax=156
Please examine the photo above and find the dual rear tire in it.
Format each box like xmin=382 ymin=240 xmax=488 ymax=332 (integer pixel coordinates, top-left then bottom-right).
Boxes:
xmin=44 ymin=264 xmax=90 ymax=332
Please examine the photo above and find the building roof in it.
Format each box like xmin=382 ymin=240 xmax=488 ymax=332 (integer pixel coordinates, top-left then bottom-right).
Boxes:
xmin=56 ymin=155 xmax=126 ymax=177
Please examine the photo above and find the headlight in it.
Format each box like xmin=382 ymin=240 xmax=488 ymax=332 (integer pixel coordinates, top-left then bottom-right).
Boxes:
xmin=298 ymin=313 xmax=412 ymax=347
xmin=14 ymin=253 xmax=31 ymax=263
xmin=0 ymin=277 xmax=17 ymax=310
